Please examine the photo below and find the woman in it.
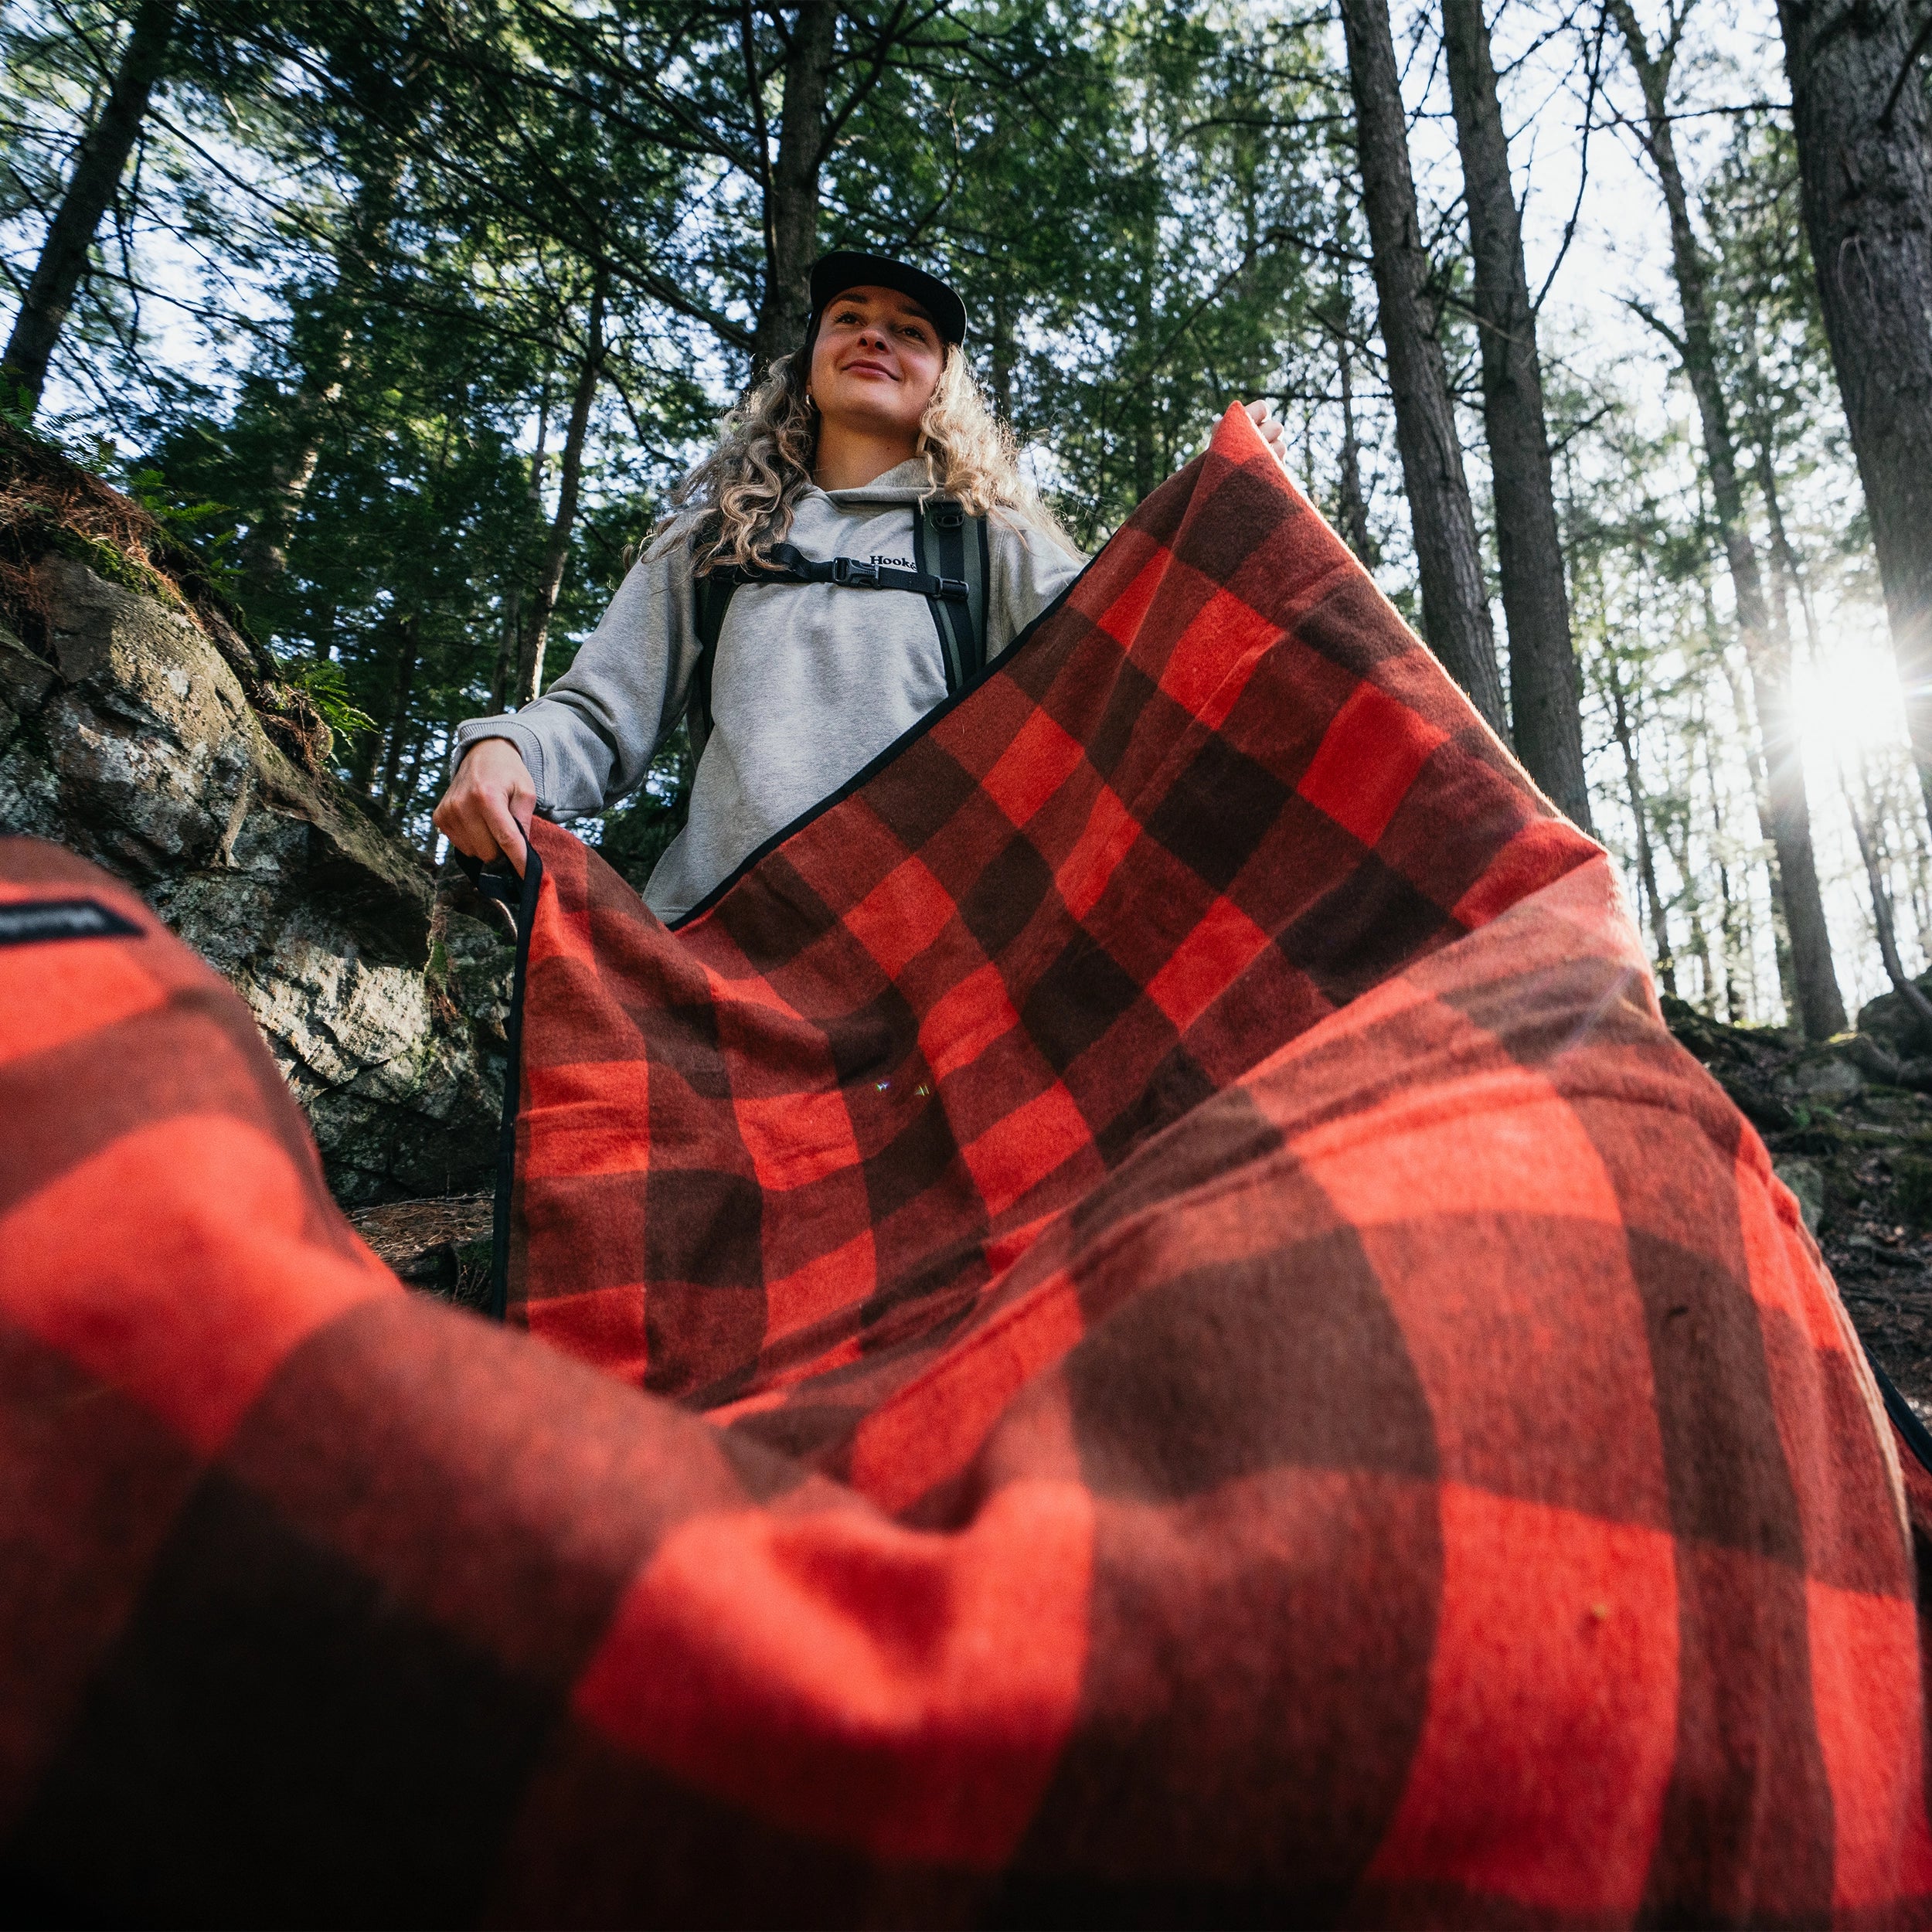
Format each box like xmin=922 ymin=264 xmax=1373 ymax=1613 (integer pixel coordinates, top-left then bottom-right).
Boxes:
xmin=435 ymin=251 xmax=1287 ymax=919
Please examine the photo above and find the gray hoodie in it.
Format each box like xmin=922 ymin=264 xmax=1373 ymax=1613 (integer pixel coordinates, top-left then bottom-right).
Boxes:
xmin=452 ymin=460 xmax=1083 ymax=920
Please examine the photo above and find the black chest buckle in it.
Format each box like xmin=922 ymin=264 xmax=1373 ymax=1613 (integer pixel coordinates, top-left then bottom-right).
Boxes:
xmin=830 ymin=556 xmax=880 ymax=587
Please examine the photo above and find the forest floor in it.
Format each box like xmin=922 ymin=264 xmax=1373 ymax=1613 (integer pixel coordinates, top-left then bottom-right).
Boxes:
xmin=1661 ymin=993 xmax=1932 ymax=1416
xmin=349 ymin=1193 xmax=495 ymax=1311
xmin=345 ymin=998 xmax=1932 ymax=1411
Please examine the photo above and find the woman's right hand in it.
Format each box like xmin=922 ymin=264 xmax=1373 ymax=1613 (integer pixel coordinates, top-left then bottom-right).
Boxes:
xmin=433 ymin=737 xmax=535 ymax=876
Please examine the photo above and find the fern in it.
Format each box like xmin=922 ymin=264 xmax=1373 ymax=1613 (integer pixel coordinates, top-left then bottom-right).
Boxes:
xmin=280 ymin=655 xmax=376 ymax=738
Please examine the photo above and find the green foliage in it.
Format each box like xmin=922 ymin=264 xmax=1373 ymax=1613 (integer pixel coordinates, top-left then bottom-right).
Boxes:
xmin=0 ymin=376 xmax=36 ymax=434
xmin=921 ymin=0 xmax=1338 ymax=549
xmin=277 ymin=655 xmax=377 ymax=740
xmin=0 ymin=0 xmax=1376 ymax=849
xmin=121 ymin=467 xmax=232 ymax=542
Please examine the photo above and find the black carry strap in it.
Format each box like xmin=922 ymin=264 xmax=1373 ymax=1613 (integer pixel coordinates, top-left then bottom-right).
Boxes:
xmin=687 ymin=502 xmax=988 ymax=762
xmin=454 ymin=847 xmax=543 ymax=1323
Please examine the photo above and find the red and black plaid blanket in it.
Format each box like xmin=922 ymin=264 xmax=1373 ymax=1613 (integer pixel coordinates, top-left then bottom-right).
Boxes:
xmin=5 ymin=403 xmax=1930 ymax=1926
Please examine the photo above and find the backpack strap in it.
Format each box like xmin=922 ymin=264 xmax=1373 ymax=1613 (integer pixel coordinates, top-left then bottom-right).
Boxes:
xmin=703 ymin=542 xmax=971 ymax=604
xmin=687 ymin=505 xmax=989 ymax=753
xmin=913 ymin=499 xmax=988 ymax=694
xmin=687 ymin=566 xmax=737 ymax=764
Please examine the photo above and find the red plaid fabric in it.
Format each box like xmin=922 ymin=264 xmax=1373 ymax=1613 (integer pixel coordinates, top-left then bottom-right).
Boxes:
xmin=3 ymin=403 xmax=1928 ymax=1924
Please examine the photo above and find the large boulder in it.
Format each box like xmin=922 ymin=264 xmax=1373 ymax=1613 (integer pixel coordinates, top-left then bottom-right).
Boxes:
xmin=0 ymin=437 xmax=509 ymax=1203
xmin=1860 ymin=971 xmax=1932 ymax=1056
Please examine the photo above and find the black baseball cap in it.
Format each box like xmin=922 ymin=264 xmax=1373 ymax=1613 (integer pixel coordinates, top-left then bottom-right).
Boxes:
xmin=807 ymin=251 xmax=967 ymax=346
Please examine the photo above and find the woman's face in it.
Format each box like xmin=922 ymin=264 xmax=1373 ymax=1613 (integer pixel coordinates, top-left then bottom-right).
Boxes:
xmin=807 ymin=285 xmax=945 ymax=446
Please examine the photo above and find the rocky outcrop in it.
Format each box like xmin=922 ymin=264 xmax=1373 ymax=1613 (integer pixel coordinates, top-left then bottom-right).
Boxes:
xmin=0 ymin=434 xmax=509 ymax=1203
xmin=1855 ymin=972 xmax=1932 ymax=1068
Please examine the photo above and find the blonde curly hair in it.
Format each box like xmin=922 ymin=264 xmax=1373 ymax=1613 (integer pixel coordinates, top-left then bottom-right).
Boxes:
xmin=655 ymin=341 xmax=1070 ymax=573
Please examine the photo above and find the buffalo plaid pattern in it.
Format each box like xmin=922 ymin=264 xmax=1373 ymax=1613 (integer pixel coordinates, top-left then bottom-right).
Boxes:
xmin=2 ymin=403 xmax=1927 ymax=1924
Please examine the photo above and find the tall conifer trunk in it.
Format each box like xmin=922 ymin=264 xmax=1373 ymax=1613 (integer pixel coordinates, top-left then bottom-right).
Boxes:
xmin=518 ymin=267 xmax=608 ymax=706
xmin=240 ymin=162 xmax=401 ymax=590
xmin=1609 ymin=0 xmax=1846 ymax=1039
xmin=3 ymin=0 xmax=179 ymax=408
xmin=1715 ymin=645 xmax=1801 ymax=1016
xmin=753 ymin=0 xmax=838 ymax=371
xmin=1336 ymin=0 xmax=1510 ymax=737
xmin=1440 ymin=0 xmax=1590 ymax=825
xmin=1776 ymin=0 xmax=1932 ymax=838
xmin=377 ymin=616 xmax=420 ymax=811
xmin=1335 ymin=328 xmax=1376 ymax=568
xmin=989 ymin=286 xmax=1014 ymax=423
xmin=1607 ymin=656 xmax=1679 ymax=996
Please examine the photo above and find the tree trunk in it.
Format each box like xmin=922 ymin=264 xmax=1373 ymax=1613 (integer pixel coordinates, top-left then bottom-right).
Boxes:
xmin=1440 ymin=0 xmax=1590 ymax=825
xmin=1905 ymin=774 xmax=1932 ymax=937
xmin=1715 ymin=644 xmax=1800 ymax=1018
xmin=989 ymin=285 xmax=1013 ymax=422
xmin=1776 ymin=0 xmax=1932 ymax=838
xmin=1687 ymin=897 xmax=1718 ymax=1012
xmin=1607 ymin=658 xmax=1678 ymax=996
xmin=1701 ymin=724 xmax=1752 ymax=1022
xmin=1661 ymin=759 xmax=1719 ymax=1008
xmin=1715 ymin=855 xmax=1747 ymax=1022
xmin=241 ymin=440 xmax=325 ymax=592
xmin=239 ymin=165 xmax=400 ymax=589
xmin=1742 ymin=632 xmax=1841 ymax=1032
xmin=1337 ymin=0 xmax=1510 ymax=738
xmin=1610 ymin=0 xmax=1846 ymax=1039
xmin=1750 ymin=366 xmax=1823 ymax=657
xmin=1746 ymin=421 xmax=1854 ymax=1029
xmin=529 ymin=356 xmax=553 ymax=519
xmin=518 ymin=266 xmax=608 ymax=706
xmin=1335 ymin=328 xmax=1378 ymax=567
xmin=3 ymin=0 xmax=179 ymax=407
xmin=1845 ymin=761 xmax=1932 ymax=1034
xmin=377 ymin=616 xmax=420 ymax=809
xmin=393 ymin=719 xmax=433 ymax=828
xmin=491 ymin=584 xmax=521 ymax=716
xmin=1128 ymin=196 xmax=1157 ymax=505
xmin=752 ymin=0 xmax=838 ymax=371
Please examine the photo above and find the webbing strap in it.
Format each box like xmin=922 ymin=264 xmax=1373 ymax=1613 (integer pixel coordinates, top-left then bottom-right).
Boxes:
xmin=914 ymin=502 xmax=986 ymax=693
xmin=690 ymin=571 xmax=733 ymax=764
xmin=687 ymin=502 xmax=987 ymax=762
xmin=709 ymin=543 xmax=968 ymax=605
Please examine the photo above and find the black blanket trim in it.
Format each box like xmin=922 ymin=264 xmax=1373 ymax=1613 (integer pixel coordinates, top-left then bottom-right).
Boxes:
xmin=455 ymin=847 xmax=545 ymax=1322
xmin=1869 ymin=1348 xmax=1932 ymax=1479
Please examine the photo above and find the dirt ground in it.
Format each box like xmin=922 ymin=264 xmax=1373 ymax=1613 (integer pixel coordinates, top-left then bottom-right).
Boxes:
xmin=1661 ymin=994 xmax=1932 ymax=1417
xmin=348 ymin=1193 xmax=495 ymax=1311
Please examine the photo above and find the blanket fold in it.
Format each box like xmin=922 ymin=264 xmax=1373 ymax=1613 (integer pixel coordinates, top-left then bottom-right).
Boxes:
xmin=2 ymin=402 xmax=1927 ymax=1926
